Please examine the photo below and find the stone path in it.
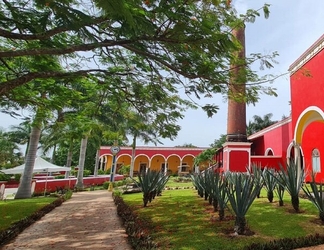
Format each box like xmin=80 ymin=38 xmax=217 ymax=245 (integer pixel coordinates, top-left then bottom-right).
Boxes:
xmin=2 ymin=190 xmax=132 ymax=250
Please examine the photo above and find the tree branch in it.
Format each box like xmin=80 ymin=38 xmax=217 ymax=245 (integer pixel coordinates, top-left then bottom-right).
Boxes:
xmin=0 ymin=39 xmax=135 ymax=58
xmin=0 ymin=69 xmax=132 ymax=95
xmin=0 ymin=16 xmax=108 ymax=40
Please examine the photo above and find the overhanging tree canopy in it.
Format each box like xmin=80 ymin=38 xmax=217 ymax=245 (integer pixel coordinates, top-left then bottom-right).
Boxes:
xmin=0 ymin=0 xmax=277 ymax=117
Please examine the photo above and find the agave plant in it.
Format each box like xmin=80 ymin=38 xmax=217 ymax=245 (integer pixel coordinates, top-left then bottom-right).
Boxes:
xmin=226 ymin=172 xmax=262 ymax=235
xmin=262 ymin=168 xmax=277 ymax=202
xmin=208 ymin=171 xmax=220 ymax=212
xmin=204 ymin=170 xmax=214 ymax=204
xmin=275 ymin=182 xmax=285 ymax=206
xmin=302 ymin=173 xmax=324 ymax=222
xmin=132 ymin=170 xmax=169 ymax=207
xmin=273 ymin=161 xmax=305 ymax=212
xmin=248 ymin=164 xmax=264 ymax=198
xmin=156 ymin=173 xmax=170 ymax=196
xmin=190 ymin=174 xmax=204 ymax=197
xmin=210 ymin=171 xmax=229 ymax=220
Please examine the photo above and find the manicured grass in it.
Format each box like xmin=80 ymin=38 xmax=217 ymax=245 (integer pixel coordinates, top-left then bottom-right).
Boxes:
xmin=122 ymin=188 xmax=324 ymax=250
xmin=0 ymin=197 xmax=56 ymax=231
xmin=165 ymin=176 xmax=193 ymax=188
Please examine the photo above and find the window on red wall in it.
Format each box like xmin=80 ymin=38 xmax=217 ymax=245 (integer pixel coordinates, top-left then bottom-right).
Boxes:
xmin=312 ymin=148 xmax=321 ymax=173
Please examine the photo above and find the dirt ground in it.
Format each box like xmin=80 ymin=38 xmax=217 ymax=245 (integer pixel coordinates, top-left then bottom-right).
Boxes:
xmin=2 ymin=190 xmax=132 ymax=250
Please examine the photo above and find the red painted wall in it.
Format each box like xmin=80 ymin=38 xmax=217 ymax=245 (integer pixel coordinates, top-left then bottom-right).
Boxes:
xmin=249 ymin=119 xmax=292 ymax=168
xmin=301 ymin=122 xmax=324 ymax=182
xmin=290 ymin=37 xmax=324 ymax=182
xmin=291 ymin=49 xmax=324 ymax=132
xmin=251 ymin=156 xmax=284 ymax=171
xmin=229 ymin=151 xmax=249 ymax=172
xmin=6 ymin=175 xmax=124 ymax=194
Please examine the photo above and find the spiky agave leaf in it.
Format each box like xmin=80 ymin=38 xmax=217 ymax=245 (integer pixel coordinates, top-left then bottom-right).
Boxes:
xmin=132 ymin=169 xmax=164 ymax=207
xmin=262 ymin=168 xmax=277 ymax=202
xmin=302 ymin=172 xmax=324 ymax=221
xmin=272 ymin=160 xmax=305 ymax=212
xmin=226 ymin=172 xmax=262 ymax=235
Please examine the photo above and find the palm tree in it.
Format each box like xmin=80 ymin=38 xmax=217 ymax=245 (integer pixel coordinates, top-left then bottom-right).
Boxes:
xmin=247 ymin=113 xmax=277 ymax=136
xmin=15 ymin=109 xmax=45 ymax=199
xmin=7 ymin=120 xmax=32 ymax=156
xmin=0 ymin=128 xmax=23 ymax=168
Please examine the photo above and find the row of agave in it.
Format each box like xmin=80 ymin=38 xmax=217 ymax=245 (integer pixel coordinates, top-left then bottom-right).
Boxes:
xmin=190 ymin=161 xmax=324 ymax=235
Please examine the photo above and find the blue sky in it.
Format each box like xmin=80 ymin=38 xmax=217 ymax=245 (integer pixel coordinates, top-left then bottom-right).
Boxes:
xmin=1 ymin=1 xmax=324 ymax=148
xmin=157 ymin=0 xmax=324 ymax=147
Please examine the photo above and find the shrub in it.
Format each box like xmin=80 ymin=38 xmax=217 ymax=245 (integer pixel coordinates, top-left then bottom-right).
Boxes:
xmin=83 ymin=169 xmax=91 ymax=177
xmin=113 ymin=195 xmax=157 ymax=249
xmin=54 ymin=175 xmax=65 ymax=179
xmin=118 ymin=165 xmax=130 ymax=175
xmin=70 ymin=170 xmax=77 ymax=177
xmin=14 ymin=174 xmax=21 ymax=182
xmin=98 ymin=169 xmax=105 ymax=175
xmin=103 ymin=181 xmax=109 ymax=189
xmin=244 ymin=234 xmax=324 ymax=250
xmin=64 ymin=189 xmax=73 ymax=200
xmin=0 ymin=173 xmax=10 ymax=181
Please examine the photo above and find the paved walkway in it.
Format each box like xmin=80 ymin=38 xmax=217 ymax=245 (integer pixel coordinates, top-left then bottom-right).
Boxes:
xmin=2 ymin=190 xmax=132 ymax=250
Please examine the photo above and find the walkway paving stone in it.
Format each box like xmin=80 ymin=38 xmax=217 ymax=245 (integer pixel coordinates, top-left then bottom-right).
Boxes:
xmin=2 ymin=190 xmax=132 ymax=250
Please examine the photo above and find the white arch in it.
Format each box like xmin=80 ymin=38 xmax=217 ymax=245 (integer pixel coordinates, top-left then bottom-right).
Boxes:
xmin=265 ymin=148 xmax=274 ymax=156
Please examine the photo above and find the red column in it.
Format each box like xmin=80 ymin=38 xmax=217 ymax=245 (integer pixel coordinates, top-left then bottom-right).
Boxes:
xmin=227 ymin=26 xmax=247 ymax=142
xmin=223 ymin=25 xmax=251 ymax=172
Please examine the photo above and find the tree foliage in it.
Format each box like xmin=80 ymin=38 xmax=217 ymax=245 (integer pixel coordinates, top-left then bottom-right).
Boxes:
xmin=0 ymin=0 xmax=277 ymax=117
xmin=247 ymin=113 xmax=277 ymax=136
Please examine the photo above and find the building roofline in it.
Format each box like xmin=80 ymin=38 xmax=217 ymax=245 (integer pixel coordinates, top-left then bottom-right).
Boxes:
xmin=100 ymin=146 xmax=209 ymax=151
xmin=289 ymin=34 xmax=324 ymax=74
xmin=248 ymin=116 xmax=292 ymax=140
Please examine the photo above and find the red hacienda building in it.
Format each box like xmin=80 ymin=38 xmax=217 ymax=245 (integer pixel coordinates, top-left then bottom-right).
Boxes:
xmin=238 ymin=34 xmax=324 ymax=183
xmin=99 ymin=34 xmax=324 ymax=183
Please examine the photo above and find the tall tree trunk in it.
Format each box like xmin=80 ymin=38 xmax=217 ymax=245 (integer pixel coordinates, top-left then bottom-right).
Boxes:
xmin=50 ymin=144 xmax=56 ymax=163
xmin=24 ymin=140 xmax=30 ymax=158
xmin=75 ymin=136 xmax=88 ymax=189
xmin=15 ymin=126 xmax=41 ymax=199
xmin=64 ymin=139 xmax=74 ymax=178
xmin=130 ymin=135 xmax=137 ymax=178
xmin=94 ymin=149 xmax=99 ymax=177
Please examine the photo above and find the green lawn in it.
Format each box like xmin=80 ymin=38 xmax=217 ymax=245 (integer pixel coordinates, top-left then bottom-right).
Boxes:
xmin=122 ymin=188 xmax=324 ymax=250
xmin=0 ymin=197 xmax=57 ymax=231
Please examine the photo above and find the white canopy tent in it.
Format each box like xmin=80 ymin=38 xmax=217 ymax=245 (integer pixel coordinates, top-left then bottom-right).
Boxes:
xmin=0 ymin=157 xmax=71 ymax=174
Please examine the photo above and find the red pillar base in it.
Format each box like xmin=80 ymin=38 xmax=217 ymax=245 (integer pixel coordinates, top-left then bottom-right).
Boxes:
xmin=222 ymin=142 xmax=252 ymax=172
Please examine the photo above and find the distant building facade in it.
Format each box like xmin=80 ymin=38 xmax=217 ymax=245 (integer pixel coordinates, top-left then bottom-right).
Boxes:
xmin=99 ymin=146 xmax=208 ymax=175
